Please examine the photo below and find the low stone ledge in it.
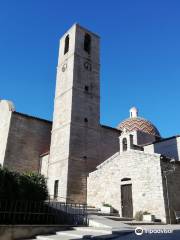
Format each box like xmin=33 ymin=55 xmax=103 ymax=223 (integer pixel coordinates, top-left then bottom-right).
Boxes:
xmin=0 ymin=225 xmax=72 ymax=240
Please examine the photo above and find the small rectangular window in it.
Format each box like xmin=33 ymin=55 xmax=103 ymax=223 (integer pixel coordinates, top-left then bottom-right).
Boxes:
xmin=84 ymin=85 xmax=89 ymax=92
xmin=54 ymin=180 xmax=59 ymax=200
xmin=84 ymin=118 xmax=88 ymax=123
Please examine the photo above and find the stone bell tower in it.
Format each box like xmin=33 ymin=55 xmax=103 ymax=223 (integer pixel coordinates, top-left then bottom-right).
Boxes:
xmin=48 ymin=24 xmax=100 ymax=203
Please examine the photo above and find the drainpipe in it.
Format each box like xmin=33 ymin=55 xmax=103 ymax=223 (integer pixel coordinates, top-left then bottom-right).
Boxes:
xmin=164 ymin=172 xmax=171 ymax=224
xmin=163 ymin=159 xmax=176 ymax=224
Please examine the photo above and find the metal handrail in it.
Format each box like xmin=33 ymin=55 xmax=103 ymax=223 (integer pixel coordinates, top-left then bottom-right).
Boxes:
xmin=47 ymin=195 xmax=86 ymax=205
xmin=0 ymin=199 xmax=88 ymax=225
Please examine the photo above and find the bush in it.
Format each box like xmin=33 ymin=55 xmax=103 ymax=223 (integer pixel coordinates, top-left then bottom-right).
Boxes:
xmin=0 ymin=166 xmax=48 ymax=200
xmin=134 ymin=211 xmax=144 ymax=221
xmin=134 ymin=210 xmax=150 ymax=221
xmin=102 ymin=202 xmax=112 ymax=207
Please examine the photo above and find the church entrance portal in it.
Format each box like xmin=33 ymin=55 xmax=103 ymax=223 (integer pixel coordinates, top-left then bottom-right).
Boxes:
xmin=121 ymin=184 xmax=133 ymax=218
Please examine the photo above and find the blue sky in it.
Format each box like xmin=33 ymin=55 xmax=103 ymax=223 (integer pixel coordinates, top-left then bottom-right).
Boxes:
xmin=0 ymin=0 xmax=180 ymax=137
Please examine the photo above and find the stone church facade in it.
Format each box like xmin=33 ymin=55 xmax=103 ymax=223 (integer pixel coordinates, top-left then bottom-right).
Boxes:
xmin=87 ymin=108 xmax=180 ymax=223
xmin=0 ymin=24 xmax=180 ymax=223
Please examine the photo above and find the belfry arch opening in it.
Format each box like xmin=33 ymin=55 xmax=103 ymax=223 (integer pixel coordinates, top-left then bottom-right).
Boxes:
xmin=64 ymin=35 xmax=69 ymax=55
xmin=84 ymin=33 xmax=91 ymax=54
xmin=122 ymin=138 xmax=127 ymax=151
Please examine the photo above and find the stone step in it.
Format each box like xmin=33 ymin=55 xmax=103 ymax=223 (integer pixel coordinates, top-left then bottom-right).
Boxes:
xmin=87 ymin=208 xmax=99 ymax=211
xmin=56 ymin=230 xmax=89 ymax=238
xmin=73 ymin=226 xmax=112 ymax=234
xmin=87 ymin=209 xmax=100 ymax=214
xmin=36 ymin=234 xmax=118 ymax=240
xmin=36 ymin=229 xmax=113 ymax=240
xmin=56 ymin=229 xmax=111 ymax=238
xmin=25 ymin=226 xmax=132 ymax=240
xmin=87 ymin=206 xmax=100 ymax=211
xmin=88 ymin=214 xmax=135 ymax=232
xmin=87 ymin=210 xmax=99 ymax=213
xmin=36 ymin=235 xmax=75 ymax=240
xmin=106 ymin=216 xmax=133 ymax=221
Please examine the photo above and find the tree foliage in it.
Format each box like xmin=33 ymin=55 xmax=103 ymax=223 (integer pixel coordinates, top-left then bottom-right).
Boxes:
xmin=0 ymin=166 xmax=48 ymax=200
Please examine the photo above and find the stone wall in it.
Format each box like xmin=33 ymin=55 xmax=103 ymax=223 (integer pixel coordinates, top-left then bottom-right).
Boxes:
xmin=99 ymin=125 xmax=120 ymax=166
xmin=87 ymin=152 xmax=120 ymax=208
xmin=42 ymin=124 xmax=119 ymax=202
xmin=136 ymin=131 xmax=156 ymax=145
xmin=87 ymin=150 xmax=167 ymax=222
xmin=4 ymin=112 xmax=52 ymax=173
xmin=0 ymin=100 xmax=14 ymax=166
xmin=161 ymin=159 xmax=180 ymax=223
xmin=0 ymin=225 xmax=68 ymax=240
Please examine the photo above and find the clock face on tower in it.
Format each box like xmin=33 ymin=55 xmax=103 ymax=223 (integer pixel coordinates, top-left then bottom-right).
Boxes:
xmin=84 ymin=61 xmax=92 ymax=71
xmin=62 ymin=63 xmax=67 ymax=72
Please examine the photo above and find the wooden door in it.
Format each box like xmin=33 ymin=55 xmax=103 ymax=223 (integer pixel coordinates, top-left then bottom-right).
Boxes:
xmin=121 ymin=184 xmax=133 ymax=218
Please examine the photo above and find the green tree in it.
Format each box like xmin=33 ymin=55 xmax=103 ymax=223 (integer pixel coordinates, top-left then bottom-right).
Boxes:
xmin=0 ymin=166 xmax=48 ymax=200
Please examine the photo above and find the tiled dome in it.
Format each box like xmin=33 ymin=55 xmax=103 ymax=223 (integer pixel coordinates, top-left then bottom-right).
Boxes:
xmin=117 ymin=107 xmax=161 ymax=137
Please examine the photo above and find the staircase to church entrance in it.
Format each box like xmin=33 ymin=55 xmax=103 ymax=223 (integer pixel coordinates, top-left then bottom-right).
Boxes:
xmin=22 ymin=208 xmax=134 ymax=240
xmin=24 ymin=223 xmax=134 ymax=240
xmin=26 ymin=227 xmax=114 ymax=240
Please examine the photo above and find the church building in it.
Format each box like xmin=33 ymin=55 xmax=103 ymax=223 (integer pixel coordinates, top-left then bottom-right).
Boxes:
xmin=0 ymin=24 xmax=180 ymax=223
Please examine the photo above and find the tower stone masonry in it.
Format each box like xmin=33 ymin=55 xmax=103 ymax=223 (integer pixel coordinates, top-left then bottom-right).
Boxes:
xmin=48 ymin=24 xmax=101 ymax=203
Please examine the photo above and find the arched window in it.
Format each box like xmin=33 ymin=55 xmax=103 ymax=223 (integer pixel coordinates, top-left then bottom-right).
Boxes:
xmin=84 ymin=33 xmax=91 ymax=54
xmin=64 ymin=35 xmax=69 ymax=55
xmin=122 ymin=138 xmax=127 ymax=151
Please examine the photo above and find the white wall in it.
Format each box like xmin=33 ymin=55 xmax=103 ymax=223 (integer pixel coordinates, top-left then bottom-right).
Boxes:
xmin=144 ymin=137 xmax=180 ymax=160
xmin=0 ymin=100 xmax=14 ymax=166
xmin=40 ymin=154 xmax=49 ymax=177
